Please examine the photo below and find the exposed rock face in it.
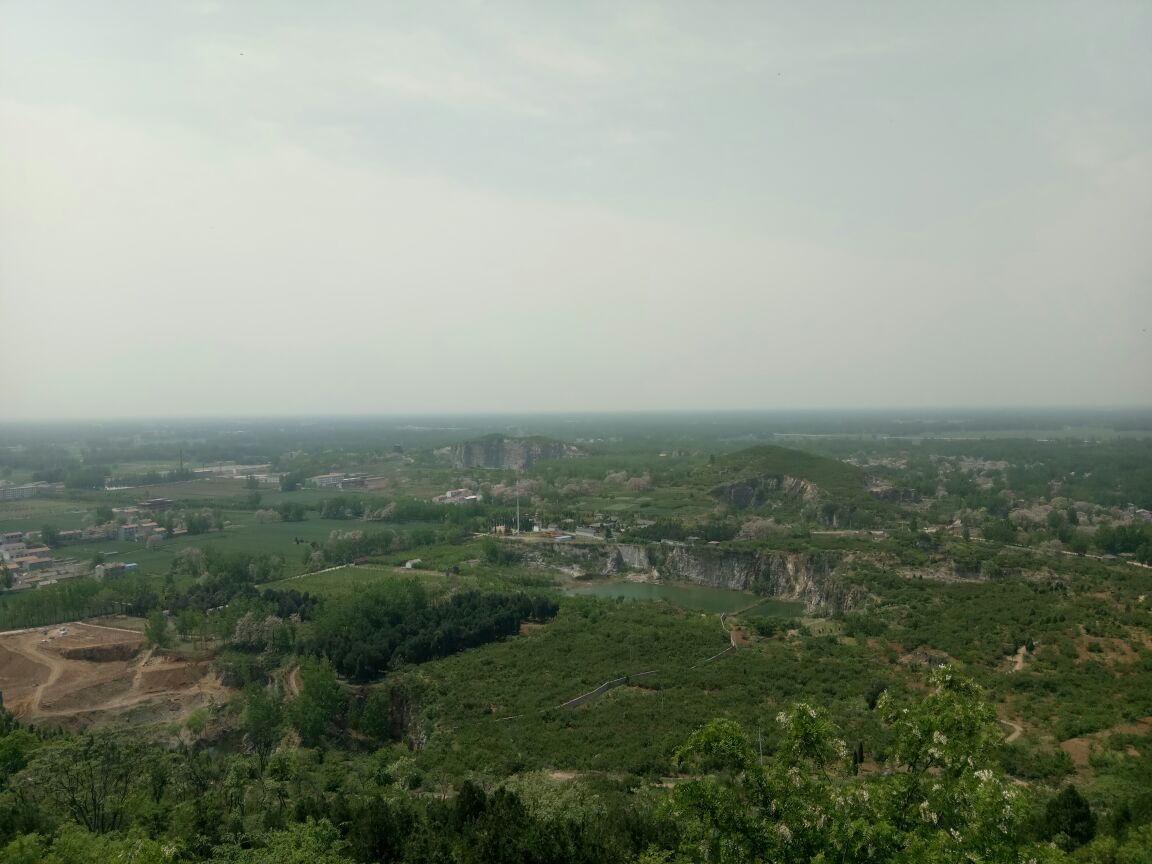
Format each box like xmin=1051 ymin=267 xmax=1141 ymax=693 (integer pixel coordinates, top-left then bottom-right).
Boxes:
xmin=598 ymin=543 xmax=858 ymax=613
xmin=710 ymin=475 xmax=820 ymax=509
xmin=664 ymin=546 xmax=854 ymax=613
xmin=448 ymin=436 xmax=580 ymax=470
xmin=612 ymin=544 xmax=653 ymax=572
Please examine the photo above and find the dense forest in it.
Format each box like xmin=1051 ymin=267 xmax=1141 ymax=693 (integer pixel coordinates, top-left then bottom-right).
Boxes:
xmin=307 ymin=584 xmax=559 ymax=681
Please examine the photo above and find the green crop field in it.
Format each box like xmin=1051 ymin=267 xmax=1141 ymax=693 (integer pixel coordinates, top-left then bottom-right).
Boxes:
xmin=0 ymin=498 xmax=95 ymax=532
xmin=57 ymin=517 xmax=350 ymax=577
xmin=102 ymin=477 xmax=250 ymax=502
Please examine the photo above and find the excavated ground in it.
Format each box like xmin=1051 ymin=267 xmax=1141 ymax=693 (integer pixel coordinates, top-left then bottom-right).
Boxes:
xmin=0 ymin=621 xmax=230 ymax=729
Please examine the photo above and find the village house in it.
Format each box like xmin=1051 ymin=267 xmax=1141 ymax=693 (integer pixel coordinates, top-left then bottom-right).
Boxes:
xmin=308 ymin=472 xmax=368 ymax=490
xmin=434 ymin=488 xmax=480 ymax=504
xmin=10 ymin=554 xmax=54 ymax=573
xmin=0 ymin=481 xmax=65 ymax=501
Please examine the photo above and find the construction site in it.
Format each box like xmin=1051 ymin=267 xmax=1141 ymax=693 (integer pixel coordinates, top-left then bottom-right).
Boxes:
xmin=0 ymin=619 xmax=229 ymax=729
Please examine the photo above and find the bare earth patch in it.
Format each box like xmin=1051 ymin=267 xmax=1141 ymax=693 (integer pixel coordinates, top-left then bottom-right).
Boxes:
xmin=0 ymin=622 xmax=232 ymax=729
xmin=1061 ymin=716 xmax=1152 ymax=769
xmin=1074 ymin=635 xmax=1140 ymax=665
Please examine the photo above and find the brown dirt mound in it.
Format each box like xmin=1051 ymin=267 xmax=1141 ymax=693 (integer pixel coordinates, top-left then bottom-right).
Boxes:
xmin=139 ymin=662 xmax=209 ymax=692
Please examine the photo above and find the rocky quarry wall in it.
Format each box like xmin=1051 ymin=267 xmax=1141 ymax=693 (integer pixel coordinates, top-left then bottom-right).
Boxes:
xmin=575 ymin=543 xmax=861 ymax=613
xmin=450 ymin=438 xmax=577 ymax=471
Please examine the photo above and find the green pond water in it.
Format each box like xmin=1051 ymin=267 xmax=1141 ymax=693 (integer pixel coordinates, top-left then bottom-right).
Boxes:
xmin=565 ymin=581 xmax=805 ymax=616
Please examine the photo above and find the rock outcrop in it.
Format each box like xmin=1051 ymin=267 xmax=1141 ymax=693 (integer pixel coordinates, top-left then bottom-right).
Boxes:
xmin=710 ymin=475 xmax=821 ymax=509
xmin=596 ymin=543 xmax=859 ymax=613
xmin=608 ymin=544 xmax=653 ymax=573
xmin=446 ymin=436 xmax=581 ymax=470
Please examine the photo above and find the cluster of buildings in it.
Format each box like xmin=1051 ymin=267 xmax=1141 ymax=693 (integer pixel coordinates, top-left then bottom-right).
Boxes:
xmin=0 ymin=530 xmax=98 ymax=589
xmin=1 ymin=530 xmax=54 ymax=573
xmin=108 ymin=505 xmax=169 ymax=542
xmin=115 ymin=520 xmax=169 ymax=542
xmin=0 ymin=497 xmax=188 ymax=591
xmin=26 ymin=502 xmax=180 ymax=550
xmin=192 ymin=464 xmax=283 ymax=486
xmin=193 ymin=463 xmax=271 ymax=479
xmin=93 ymin=561 xmax=139 ymax=579
xmin=1 ymin=529 xmax=140 ymax=591
xmin=0 ymin=481 xmax=65 ymax=501
xmin=309 ymin=472 xmax=369 ymax=490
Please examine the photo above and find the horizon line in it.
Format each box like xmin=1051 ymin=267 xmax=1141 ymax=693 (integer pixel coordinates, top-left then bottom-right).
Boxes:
xmin=3 ymin=405 xmax=1152 ymax=424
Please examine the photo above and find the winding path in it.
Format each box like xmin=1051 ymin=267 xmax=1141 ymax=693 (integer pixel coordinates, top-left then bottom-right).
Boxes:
xmin=17 ymin=638 xmax=68 ymax=716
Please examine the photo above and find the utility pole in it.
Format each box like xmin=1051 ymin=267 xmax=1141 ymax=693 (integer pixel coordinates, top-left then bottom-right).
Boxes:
xmin=515 ymin=496 xmax=520 ymax=535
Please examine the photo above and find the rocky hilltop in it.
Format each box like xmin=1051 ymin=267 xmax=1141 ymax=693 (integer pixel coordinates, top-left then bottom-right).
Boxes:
xmin=706 ymin=444 xmax=864 ymax=509
xmin=446 ymin=435 xmax=582 ymax=470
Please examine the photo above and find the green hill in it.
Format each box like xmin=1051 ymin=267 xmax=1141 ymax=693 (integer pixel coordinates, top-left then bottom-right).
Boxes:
xmin=706 ymin=444 xmax=864 ymax=508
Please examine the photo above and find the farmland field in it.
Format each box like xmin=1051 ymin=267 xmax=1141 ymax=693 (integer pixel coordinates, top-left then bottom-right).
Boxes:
xmin=60 ymin=516 xmax=349 ymax=577
xmin=0 ymin=499 xmax=95 ymax=532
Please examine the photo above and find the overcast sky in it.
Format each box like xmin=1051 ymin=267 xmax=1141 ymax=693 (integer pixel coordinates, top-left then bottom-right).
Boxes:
xmin=1 ymin=1 xmax=1149 ymax=418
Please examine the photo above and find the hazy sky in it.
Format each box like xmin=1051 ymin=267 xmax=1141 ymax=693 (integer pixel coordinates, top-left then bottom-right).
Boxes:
xmin=2 ymin=1 xmax=1149 ymax=418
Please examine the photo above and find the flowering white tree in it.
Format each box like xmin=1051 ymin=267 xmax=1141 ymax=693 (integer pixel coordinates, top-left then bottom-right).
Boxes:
xmin=668 ymin=667 xmax=1066 ymax=864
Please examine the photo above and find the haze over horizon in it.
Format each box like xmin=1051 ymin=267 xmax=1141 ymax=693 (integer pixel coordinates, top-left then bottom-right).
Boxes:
xmin=4 ymin=406 xmax=1152 ymax=428
xmin=2 ymin=1 xmax=1150 ymax=419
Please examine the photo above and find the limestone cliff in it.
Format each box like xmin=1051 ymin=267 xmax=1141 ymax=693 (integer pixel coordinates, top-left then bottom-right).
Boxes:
xmin=597 ymin=543 xmax=859 ymax=613
xmin=447 ymin=436 xmax=581 ymax=470
xmin=610 ymin=543 xmax=653 ymax=572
